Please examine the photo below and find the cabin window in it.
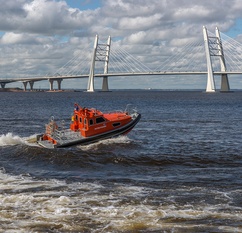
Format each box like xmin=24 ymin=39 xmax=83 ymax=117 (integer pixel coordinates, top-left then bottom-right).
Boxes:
xmin=90 ymin=119 xmax=94 ymax=125
xmin=113 ymin=122 xmax=121 ymax=127
xmin=84 ymin=118 xmax=87 ymax=125
xmin=79 ymin=117 xmax=82 ymax=123
xmin=75 ymin=115 xmax=78 ymax=121
xmin=96 ymin=117 xmax=105 ymax=124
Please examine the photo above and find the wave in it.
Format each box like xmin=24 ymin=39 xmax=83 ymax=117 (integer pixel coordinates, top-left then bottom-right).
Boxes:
xmin=0 ymin=133 xmax=38 ymax=147
xmin=0 ymin=170 xmax=241 ymax=233
xmin=78 ymin=135 xmax=132 ymax=151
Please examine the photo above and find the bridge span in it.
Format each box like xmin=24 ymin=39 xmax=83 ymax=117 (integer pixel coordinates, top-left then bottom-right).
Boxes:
xmin=1 ymin=26 xmax=242 ymax=92
xmin=2 ymin=70 xmax=242 ymax=91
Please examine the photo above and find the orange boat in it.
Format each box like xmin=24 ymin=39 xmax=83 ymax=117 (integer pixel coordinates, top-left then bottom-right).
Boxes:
xmin=36 ymin=103 xmax=141 ymax=148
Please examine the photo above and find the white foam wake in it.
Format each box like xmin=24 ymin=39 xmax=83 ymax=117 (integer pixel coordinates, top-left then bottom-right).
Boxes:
xmin=79 ymin=135 xmax=131 ymax=150
xmin=0 ymin=133 xmax=38 ymax=147
xmin=0 ymin=133 xmax=25 ymax=146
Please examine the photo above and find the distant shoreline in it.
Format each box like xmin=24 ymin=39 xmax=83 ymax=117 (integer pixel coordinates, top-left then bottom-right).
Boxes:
xmin=1 ymin=88 xmax=242 ymax=92
xmin=0 ymin=88 xmax=24 ymax=92
xmin=0 ymin=88 xmax=78 ymax=92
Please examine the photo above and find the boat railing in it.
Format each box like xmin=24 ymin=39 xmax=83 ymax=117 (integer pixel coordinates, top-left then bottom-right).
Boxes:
xmin=45 ymin=117 xmax=67 ymax=138
xmin=124 ymin=104 xmax=138 ymax=115
xmin=106 ymin=110 xmax=123 ymax=114
xmin=105 ymin=105 xmax=138 ymax=116
xmin=53 ymin=129 xmax=66 ymax=141
xmin=45 ymin=118 xmax=58 ymax=136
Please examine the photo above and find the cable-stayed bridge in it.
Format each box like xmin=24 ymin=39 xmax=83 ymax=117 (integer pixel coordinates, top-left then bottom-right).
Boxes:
xmin=1 ymin=26 xmax=242 ymax=92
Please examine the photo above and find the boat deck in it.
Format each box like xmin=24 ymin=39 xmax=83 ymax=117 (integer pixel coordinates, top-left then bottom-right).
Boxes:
xmin=37 ymin=129 xmax=83 ymax=149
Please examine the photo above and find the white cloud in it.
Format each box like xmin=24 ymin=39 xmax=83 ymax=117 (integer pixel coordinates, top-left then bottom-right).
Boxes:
xmin=0 ymin=32 xmax=40 ymax=44
xmin=117 ymin=14 xmax=162 ymax=31
xmin=125 ymin=31 xmax=147 ymax=44
xmin=1 ymin=32 xmax=25 ymax=44
xmin=0 ymin=0 xmax=98 ymax=35
xmin=0 ymin=0 xmax=242 ymax=89
xmin=21 ymin=0 xmax=96 ymax=34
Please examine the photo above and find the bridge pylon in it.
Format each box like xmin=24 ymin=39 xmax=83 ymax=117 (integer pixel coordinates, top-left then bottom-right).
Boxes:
xmin=203 ymin=26 xmax=216 ymax=92
xmin=203 ymin=26 xmax=230 ymax=92
xmin=87 ymin=35 xmax=111 ymax=92
xmin=215 ymin=27 xmax=230 ymax=92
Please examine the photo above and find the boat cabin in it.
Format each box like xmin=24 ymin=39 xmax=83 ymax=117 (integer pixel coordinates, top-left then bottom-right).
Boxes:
xmin=70 ymin=104 xmax=132 ymax=137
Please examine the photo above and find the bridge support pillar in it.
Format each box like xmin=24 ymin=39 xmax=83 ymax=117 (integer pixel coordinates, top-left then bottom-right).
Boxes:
xmin=221 ymin=74 xmax=230 ymax=92
xmin=203 ymin=26 xmax=216 ymax=92
xmin=49 ymin=79 xmax=54 ymax=91
xmin=102 ymin=36 xmax=111 ymax=92
xmin=29 ymin=81 xmax=34 ymax=91
xmin=215 ymin=27 xmax=230 ymax=92
xmin=22 ymin=82 xmax=28 ymax=91
xmin=57 ymin=79 xmax=62 ymax=90
xmin=87 ymin=35 xmax=98 ymax=92
xmin=102 ymin=77 xmax=109 ymax=91
xmin=0 ymin=83 xmax=6 ymax=88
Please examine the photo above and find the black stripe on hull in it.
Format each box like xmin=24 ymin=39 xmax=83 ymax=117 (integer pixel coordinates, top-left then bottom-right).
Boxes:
xmin=55 ymin=113 xmax=141 ymax=148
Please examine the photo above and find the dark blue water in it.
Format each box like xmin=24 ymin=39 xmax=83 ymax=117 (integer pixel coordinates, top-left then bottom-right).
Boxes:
xmin=0 ymin=90 xmax=242 ymax=232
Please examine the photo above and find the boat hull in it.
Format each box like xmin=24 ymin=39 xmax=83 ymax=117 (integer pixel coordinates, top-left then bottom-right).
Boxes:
xmin=37 ymin=113 xmax=141 ymax=148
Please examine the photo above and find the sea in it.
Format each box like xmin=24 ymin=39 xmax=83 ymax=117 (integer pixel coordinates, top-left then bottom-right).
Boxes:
xmin=0 ymin=90 xmax=242 ymax=233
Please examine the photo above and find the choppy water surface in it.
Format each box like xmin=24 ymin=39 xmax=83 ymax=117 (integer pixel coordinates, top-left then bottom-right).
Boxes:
xmin=1 ymin=90 xmax=242 ymax=232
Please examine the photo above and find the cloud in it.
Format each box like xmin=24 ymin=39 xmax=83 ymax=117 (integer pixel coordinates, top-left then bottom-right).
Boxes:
xmin=1 ymin=0 xmax=242 ymax=90
xmin=0 ymin=32 xmax=40 ymax=44
xmin=117 ymin=14 xmax=162 ymax=31
xmin=0 ymin=0 xmax=98 ymax=35
xmin=1 ymin=0 xmax=242 ymax=39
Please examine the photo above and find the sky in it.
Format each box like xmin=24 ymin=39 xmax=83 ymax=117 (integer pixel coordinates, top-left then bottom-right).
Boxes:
xmin=1 ymin=0 xmax=242 ymax=90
